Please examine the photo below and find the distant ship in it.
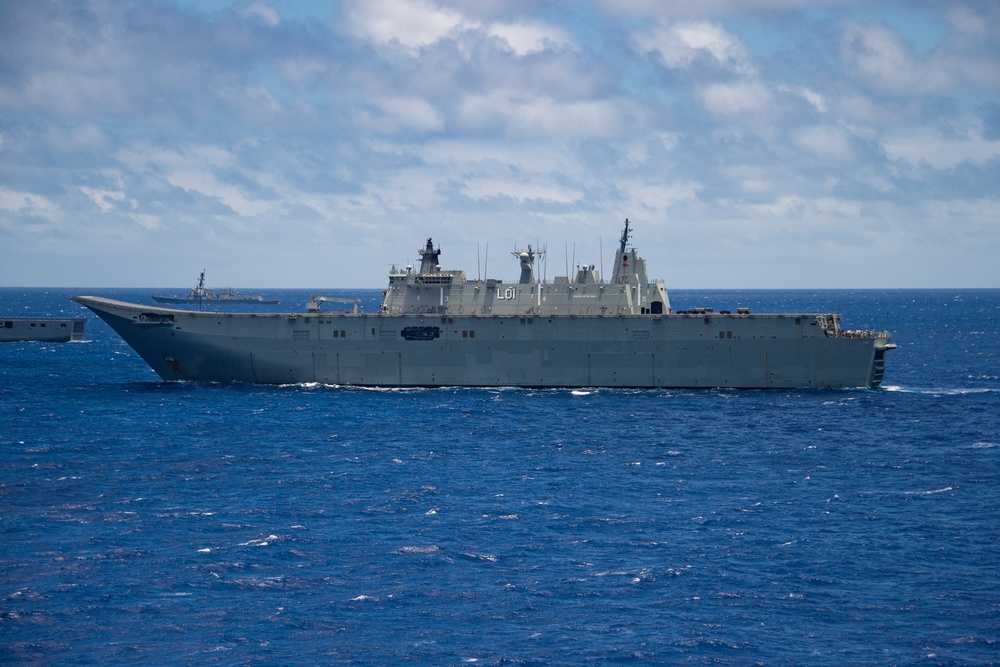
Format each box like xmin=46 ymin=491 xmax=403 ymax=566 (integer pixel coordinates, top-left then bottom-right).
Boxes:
xmin=1 ymin=317 xmax=86 ymax=343
xmin=73 ymin=220 xmax=894 ymax=388
xmin=152 ymin=271 xmax=278 ymax=305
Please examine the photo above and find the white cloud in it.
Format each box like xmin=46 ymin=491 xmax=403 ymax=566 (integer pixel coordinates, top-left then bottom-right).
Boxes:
xmin=623 ymin=181 xmax=702 ymax=211
xmin=68 ymin=122 xmax=111 ymax=150
xmin=945 ymin=5 xmax=994 ymax=38
xmin=0 ymin=187 xmax=61 ymax=220
xmin=414 ymin=139 xmax=579 ymax=176
xmin=345 ymin=0 xmax=466 ymax=49
xmin=599 ymin=0 xmax=859 ymax=15
xmin=488 ymin=20 xmax=576 ymax=56
xmin=116 ymin=144 xmax=236 ymax=172
xmin=241 ymin=2 xmax=280 ymax=27
xmin=793 ymin=125 xmax=856 ymax=162
xmin=882 ymin=129 xmax=1000 ymax=169
xmin=629 ymin=20 xmax=775 ymax=120
xmin=167 ymin=171 xmax=275 ymax=217
xmin=830 ymin=92 xmax=891 ymax=126
xmin=633 ymin=21 xmax=755 ymax=74
xmin=277 ymin=57 xmax=329 ymax=88
xmin=80 ymin=186 xmax=127 ymax=213
xmin=841 ymin=23 xmax=951 ymax=95
xmin=776 ymin=85 xmax=827 ymax=114
xmin=458 ymin=93 xmax=629 ymax=138
xmin=698 ymin=81 xmax=773 ymax=117
xmin=461 ymin=179 xmax=581 ymax=204
xmin=127 ymin=213 xmax=165 ymax=231
xmin=357 ymin=97 xmax=445 ymax=134
xmin=723 ymin=164 xmax=779 ymax=196
xmin=113 ymin=143 xmax=281 ymax=219
xmin=346 ymin=0 xmax=574 ymax=57
xmin=733 ymin=196 xmax=863 ymax=230
xmin=9 ymin=71 xmax=132 ymax=115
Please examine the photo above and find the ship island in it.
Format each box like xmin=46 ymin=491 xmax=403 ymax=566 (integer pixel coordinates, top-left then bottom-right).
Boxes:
xmin=72 ymin=220 xmax=894 ymax=388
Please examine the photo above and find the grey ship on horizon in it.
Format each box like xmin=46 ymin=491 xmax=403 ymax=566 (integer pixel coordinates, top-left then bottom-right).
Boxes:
xmin=72 ymin=220 xmax=894 ymax=388
xmin=152 ymin=270 xmax=279 ymax=305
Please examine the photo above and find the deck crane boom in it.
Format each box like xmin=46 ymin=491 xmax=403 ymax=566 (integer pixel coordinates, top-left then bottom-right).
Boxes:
xmin=305 ymin=295 xmax=361 ymax=314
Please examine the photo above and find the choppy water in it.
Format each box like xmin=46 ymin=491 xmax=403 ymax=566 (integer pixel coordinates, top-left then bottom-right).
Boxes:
xmin=2 ymin=288 xmax=998 ymax=665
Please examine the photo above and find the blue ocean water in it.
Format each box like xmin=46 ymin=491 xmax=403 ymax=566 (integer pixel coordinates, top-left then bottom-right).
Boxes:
xmin=1 ymin=288 xmax=997 ymax=665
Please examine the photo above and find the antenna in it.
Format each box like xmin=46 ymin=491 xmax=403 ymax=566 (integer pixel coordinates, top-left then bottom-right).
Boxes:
xmin=600 ymin=237 xmax=604 ymax=283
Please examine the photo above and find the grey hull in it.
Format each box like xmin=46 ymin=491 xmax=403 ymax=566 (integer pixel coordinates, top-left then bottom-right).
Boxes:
xmin=1 ymin=317 xmax=86 ymax=343
xmin=71 ymin=296 xmax=890 ymax=389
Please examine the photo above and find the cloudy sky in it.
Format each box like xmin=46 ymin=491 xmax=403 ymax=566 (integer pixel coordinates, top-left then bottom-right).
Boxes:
xmin=2 ymin=0 xmax=998 ymax=289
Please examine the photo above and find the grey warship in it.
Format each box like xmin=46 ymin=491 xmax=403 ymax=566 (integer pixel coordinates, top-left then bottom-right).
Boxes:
xmin=1 ymin=317 xmax=86 ymax=343
xmin=72 ymin=220 xmax=894 ymax=388
xmin=152 ymin=270 xmax=279 ymax=305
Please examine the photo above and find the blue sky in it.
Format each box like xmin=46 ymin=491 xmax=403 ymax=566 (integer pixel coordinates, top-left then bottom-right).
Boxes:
xmin=1 ymin=0 xmax=998 ymax=288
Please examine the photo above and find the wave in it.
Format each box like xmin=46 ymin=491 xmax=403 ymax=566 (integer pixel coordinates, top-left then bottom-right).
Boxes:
xmin=395 ymin=545 xmax=441 ymax=555
xmin=882 ymin=385 xmax=998 ymax=396
xmin=903 ymin=486 xmax=954 ymax=495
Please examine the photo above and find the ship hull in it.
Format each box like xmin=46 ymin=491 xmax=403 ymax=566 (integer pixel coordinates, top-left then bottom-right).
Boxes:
xmin=72 ymin=297 xmax=891 ymax=389
xmin=1 ymin=317 xmax=86 ymax=343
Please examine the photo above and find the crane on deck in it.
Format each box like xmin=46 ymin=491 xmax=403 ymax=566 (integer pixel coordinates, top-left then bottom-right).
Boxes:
xmin=305 ymin=295 xmax=362 ymax=314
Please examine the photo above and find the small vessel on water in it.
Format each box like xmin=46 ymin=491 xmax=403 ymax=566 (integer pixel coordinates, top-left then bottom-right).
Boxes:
xmin=152 ymin=270 xmax=278 ymax=305
xmin=1 ymin=317 xmax=86 ymax=343
xmin=73 ymin=220 xmax=894 ymax=388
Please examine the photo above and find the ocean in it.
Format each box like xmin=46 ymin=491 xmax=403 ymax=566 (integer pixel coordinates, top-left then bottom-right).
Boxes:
xmin=2 ymin=288 xmax=997 ymax=665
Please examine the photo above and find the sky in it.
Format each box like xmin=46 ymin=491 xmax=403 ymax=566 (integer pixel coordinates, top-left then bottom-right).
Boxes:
xmin=1 ymin=0 xmax=998 ymax=289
